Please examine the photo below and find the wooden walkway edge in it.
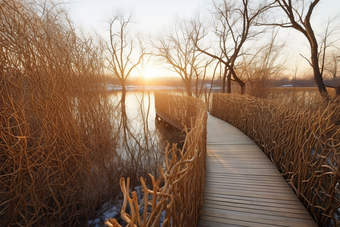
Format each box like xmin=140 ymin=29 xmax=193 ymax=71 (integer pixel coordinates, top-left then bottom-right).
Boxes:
xmin=155 ymin=111 xmax=183 ymax=131
xmin=198 ymin=115 xmax=317 ymax=227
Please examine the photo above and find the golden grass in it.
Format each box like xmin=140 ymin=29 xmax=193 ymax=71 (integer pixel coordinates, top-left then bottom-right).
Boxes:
xmin=211 ymin=93 xmax=340 ymax=226
xmin=106 ymin=92 xmax=207 ymax=227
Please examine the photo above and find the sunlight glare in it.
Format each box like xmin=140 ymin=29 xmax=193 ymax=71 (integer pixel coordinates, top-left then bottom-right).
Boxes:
xmin=142 ymin=65 xmax=163 ymax=79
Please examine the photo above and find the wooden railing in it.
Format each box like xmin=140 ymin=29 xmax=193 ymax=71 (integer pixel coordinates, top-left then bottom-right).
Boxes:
xmin=105 ymin=92 xmax=207 ymax=227
xmin=155 ymin=92 xmax=202 ymax=130
xmin=211 ymin=93 xmax=340 ymax=227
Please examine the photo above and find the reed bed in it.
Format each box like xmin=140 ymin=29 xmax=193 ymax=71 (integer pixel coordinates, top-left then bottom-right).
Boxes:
xmin=0 ymin=1 xmax=119 ymax=226
xmin=266 ymin=87 xmax=336 ymax=109
xmin=105 ymin=92 xmax=207 ymax=227
xmin=211 ymin=93 xmax=340 ymax=226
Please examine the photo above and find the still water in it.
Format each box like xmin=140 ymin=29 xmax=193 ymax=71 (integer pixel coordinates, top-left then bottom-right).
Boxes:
xmin=109 ymin=91 xmax=156 ymax=131
xmin=108 ymin=91 xmax=169 ymax=186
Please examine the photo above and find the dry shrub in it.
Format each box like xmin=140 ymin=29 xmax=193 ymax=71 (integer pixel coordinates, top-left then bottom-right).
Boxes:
xmin=246 ymin=80 xmax=271 ymax=98
xmin=266 ymin=87 xmax=336 ymax=109
xmin=211 ymin=93 xmax=340 ymax=226
xmin=105 ymin=92 xmax=207 ymax=227
xmin=0 ymin=1 xmax=119 ymax=226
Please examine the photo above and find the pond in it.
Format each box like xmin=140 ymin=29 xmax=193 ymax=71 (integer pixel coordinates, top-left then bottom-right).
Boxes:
xmin=109 ymin=91 xmax=156 ymax=132
xmin=107 ymin=90 xmax=182 ymax=189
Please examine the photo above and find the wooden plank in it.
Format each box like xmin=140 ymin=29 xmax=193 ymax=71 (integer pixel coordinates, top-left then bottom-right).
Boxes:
xmin=202 ymin=202 xmax=312 ymax=219
xmin=199 ymin=215 xmax=283 ymax=227
xmin=155 ymin=111 xmax=183 ymax=131
xmin=205 ymin=172 xmax=285 ymax=179
xmin=204 ymin=181 xmax=291 ymax=191
xmin=205 ymin=176 xmax=283 ymax=184
xmin=206 ymin=170 xmax=281 ymax=176
xmin=198 ymin=219 xmax=248 ymax=227
xmin=203 ymin=188 xmax=299 ymax=201
xmin=203 ymin=182 xmax=294 ymax=194
xmin=205 ymin=174 xmax=286 ymax=182
xmin=206 ymin=166 xmax=278 ymax=170
xmin=203 ymin=199 xmax=310 ymax=215
xmin=199 ymin=115 xmax=317 ymax=227
xmin=198 ymin=219 xmax=249 ymax=227
xmin=201 ymin=209 xmax=315 ymax=227
xmin=203 ymin=195 xmax=306 ymax=209
xmin=202 ymin=207 xmax=314 ymax=224
xmin=204 ymin=177 xmax=289 ymax=185
xmin=204 ymin=174 xmax=287 ymax=182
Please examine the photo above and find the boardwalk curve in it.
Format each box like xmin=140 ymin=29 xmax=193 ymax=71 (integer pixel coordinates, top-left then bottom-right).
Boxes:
xmin=198 ymin=115 xmax=317 ymax=227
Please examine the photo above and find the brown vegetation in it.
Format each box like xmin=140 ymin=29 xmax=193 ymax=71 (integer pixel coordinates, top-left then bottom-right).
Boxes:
xmin=105 ymin=91 xmax=207 ymax=227
xmin=0 ymin=1 xmax=119 ymax=225
xmin=265 ymin=87 xmax=336 ymax=109
xmin=211 ymin=93 xmax=340 ymax=226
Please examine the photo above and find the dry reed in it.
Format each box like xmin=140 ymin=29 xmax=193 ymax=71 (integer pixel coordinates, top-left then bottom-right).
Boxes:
xmin=0 ymin=1 xmax=119 ymax=226
xmin=212 ymin=93 xmax=340 ymax=226
xmin=105 ymin=91 xmax=207 ymax=227
xmin=266 ymin=87 xmax=336 ymax=109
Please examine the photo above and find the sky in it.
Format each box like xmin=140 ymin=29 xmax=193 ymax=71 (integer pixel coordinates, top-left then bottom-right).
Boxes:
xmin=67 ymin=0 xmax=340 ymax=79
xmin=68 ymin=0 xmax=210 ymax=78
xmin=69 ymin=0 xmax=209 ymax=35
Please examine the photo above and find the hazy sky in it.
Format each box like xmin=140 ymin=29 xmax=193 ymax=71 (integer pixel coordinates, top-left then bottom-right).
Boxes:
xmin=68 ymin=0 xmax=212 ymax=78
xmin=67 ymin=0 xmax=340 ymax=79
xmin=69 ymin=0 xmax=209 ymax=36
xmin=68 ymin=0 xmax=340 ymax=34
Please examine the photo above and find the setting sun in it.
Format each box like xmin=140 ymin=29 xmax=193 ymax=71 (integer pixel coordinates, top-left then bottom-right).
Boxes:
xmin=142 ymin=65 xmax=164 ymax=79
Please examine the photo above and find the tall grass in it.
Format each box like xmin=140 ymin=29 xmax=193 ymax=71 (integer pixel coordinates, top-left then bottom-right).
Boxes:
xmin=265 ymin=87 xmax=336 ymax=109
xmin=0 ymin=1 xmax=119 ymax=225
xmin=234 ymin=85 xmax=336 ymax=109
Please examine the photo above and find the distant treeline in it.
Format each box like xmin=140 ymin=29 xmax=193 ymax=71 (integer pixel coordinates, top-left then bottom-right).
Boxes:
xmin=103 ymin=75 xmax=340 ymax=88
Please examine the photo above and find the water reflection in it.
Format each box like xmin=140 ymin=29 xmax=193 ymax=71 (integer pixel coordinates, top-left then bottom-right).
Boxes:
xmin=110 ymin=91 xmax=165 ymax=190
xmin=110 ymin=91 xmax=156 ymax=131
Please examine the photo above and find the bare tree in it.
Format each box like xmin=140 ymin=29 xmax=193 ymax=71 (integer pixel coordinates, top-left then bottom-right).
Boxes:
xmin=270 ymin=0 xmax=332 ymax=96
xmin=194 ymin=57 xmax=215 ymax=98
xmin=106 ymin=11 xmax=146 ymax=100
xmin=152 ymin=19 xmax=204 ymax=96
xmin=194 ymin=0 xmax=270 ymax=94
xmin=238 ymin=29 xmax=286 ymax=97
xmin=325 ymin=50 xmax=340 ymax=79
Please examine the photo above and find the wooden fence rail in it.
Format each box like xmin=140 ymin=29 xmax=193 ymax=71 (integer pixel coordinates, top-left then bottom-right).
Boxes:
xmin=106 ymin=92 xmax=207 ymax=227
xmin=211 ymin=93 xmax=340 ymax=227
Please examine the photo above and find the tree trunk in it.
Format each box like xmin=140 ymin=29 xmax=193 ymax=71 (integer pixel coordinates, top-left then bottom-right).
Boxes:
xmin=185 ymin=81 xmax=192 ymax=96
xmin=120 ymin=79 xmax=127 ymax=110
xmin=227 ymin=70 xmax=231 ymax=93
xmin=195 ymin=76 xmax=199 ymax=97
xmin=222 ymin=65 xmax=228 ymax=93
xmin=231 ymin=67 xmax=245 ymax=94
xmin=311 ymin=47 xmax=328 ymax=96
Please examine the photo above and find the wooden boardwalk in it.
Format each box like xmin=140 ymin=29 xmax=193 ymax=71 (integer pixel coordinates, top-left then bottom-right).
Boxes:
xmin=198 ymin=115 xmax=317 ymax=227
